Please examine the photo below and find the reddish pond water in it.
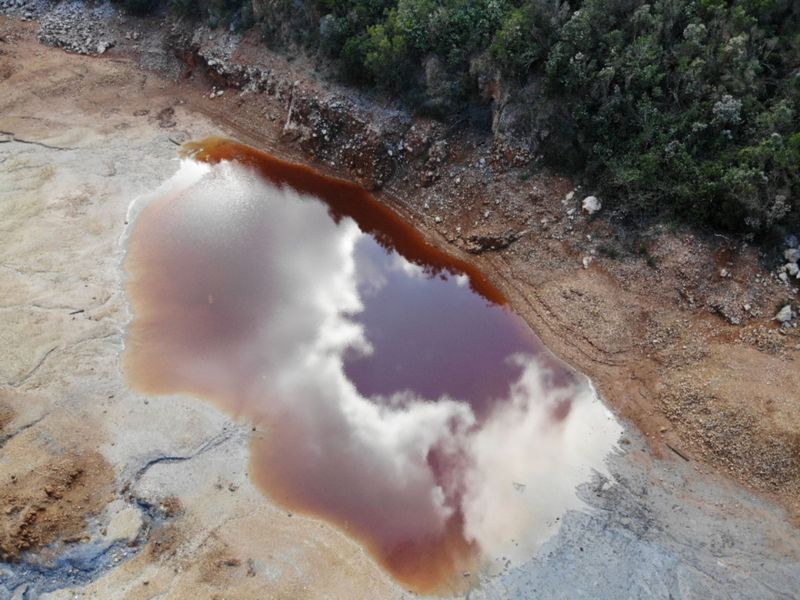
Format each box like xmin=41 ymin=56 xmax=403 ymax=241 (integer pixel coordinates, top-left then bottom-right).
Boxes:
xmin=123 ymin=138 xmax=620 ymax=594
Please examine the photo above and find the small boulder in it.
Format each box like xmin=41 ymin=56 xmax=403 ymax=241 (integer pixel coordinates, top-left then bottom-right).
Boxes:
xmin=105 ymin=506 xmax=143 ymax=543
xmin=774 ymin=305 xmax=793 ymax=323
xmin=582 ymin=195 xmax=601 ymax=215
xmin=787 ymin=263 xmax=799 ymax=277
xmin=784 ymin=248 xmax=800 ymax=262
xmin=785 ymin=234 xmax=799 ymax=249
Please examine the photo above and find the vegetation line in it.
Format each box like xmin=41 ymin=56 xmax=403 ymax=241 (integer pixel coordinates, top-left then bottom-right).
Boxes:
xmin=116 ymin=0 xmax=799 ymax=236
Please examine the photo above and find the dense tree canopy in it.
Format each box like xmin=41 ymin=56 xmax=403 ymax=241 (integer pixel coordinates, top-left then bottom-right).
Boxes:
xmin=116 ymin=0 xmax=800 ymax=235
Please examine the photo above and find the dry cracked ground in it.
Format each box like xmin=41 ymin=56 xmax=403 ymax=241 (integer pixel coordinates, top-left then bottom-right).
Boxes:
xmin=1 ymin=12 xmax=800 ymax=600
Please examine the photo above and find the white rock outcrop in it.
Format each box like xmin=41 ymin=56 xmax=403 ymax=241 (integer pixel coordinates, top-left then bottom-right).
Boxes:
xmin=774 ymin=304 xmax=794 ymax=323
xmin=582 ymin=195 xmax=601 ymax=215
xmin=784 ymin=248 xmax=800 ymax=263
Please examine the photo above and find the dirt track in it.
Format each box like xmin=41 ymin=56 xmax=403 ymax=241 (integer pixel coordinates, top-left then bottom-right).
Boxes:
xmin=1 ymin=11 xmax=800 ymax=599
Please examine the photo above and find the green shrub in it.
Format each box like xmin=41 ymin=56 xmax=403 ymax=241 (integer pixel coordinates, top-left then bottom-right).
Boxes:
xmin=542 ymin=0 xmax=800 ymax=233
xmin=168 ymin=0 xmax=201 ymax=19
xmin=490 ymin=6 xmax=550 ymax=79
xmin=112 ymin=0 xmax=160 ymax=15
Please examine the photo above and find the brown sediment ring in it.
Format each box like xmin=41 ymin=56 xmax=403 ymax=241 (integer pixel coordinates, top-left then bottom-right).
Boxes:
xmin=182 ymin=137 xmax=507 ymax=307
xmin=125 ymin=138 xmax=592 ymax=595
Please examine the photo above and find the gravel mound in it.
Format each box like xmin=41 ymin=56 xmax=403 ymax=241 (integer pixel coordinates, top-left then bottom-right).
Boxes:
xmin=37 ymin=1 xmax=116 ymax=56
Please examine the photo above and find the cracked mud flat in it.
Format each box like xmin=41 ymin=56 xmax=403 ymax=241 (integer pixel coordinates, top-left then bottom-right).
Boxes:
xmin=1 ymin=14 xmax=800 ymax=600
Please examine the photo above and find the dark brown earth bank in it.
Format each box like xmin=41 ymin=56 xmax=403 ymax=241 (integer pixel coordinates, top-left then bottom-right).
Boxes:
xmin=1 ymin=3 xmax=799 ymax=599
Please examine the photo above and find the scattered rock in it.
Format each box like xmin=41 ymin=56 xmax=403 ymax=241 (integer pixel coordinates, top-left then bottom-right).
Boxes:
xmin=105 ymin=505 xmax=143 ymax=544
xmin=246 ymin=558 xmax=257 ymax=577
xmin=582 ymin=256 xmax=593 ymax=269
xmin=774 ymin=305 xmax=793 ymax=323
xmin=784 ymin=248 xmax=800 ymax=263
xmin=582 ymin=195 xmax=601 ymax=215
xmin=465 ymin=229 xmax=525 ymax=254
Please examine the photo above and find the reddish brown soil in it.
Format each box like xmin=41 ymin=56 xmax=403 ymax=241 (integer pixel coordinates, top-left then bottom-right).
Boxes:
xmin=0 ymin=442 xmax=114 ymax=561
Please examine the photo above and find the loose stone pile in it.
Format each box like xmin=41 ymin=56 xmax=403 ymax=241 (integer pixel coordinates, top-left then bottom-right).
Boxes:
xmin=37 ymin=1 xmax=116 ymax=56
xmin=774 ymin=234 xmax=799 ymax=327
xmin=0 ymin=0 xmax=48 ymax=20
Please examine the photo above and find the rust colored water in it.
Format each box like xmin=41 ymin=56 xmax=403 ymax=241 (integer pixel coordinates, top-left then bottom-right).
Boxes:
xmin=123 ymin=138 xmax=621 ymax=594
